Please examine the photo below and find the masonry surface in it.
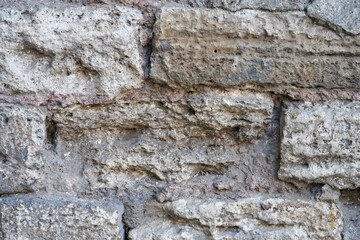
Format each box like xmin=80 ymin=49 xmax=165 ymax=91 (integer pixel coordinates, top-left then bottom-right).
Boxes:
xmin=0 ymin=0 xmax=359 ymax=239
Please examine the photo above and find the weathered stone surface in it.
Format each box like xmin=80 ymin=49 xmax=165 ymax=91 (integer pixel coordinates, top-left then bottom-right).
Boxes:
xmin=279 ymin=101 xmax=360 ymax=189
xmin=55 ymin=124 xmax=249 ymax=185
xmin=52 ymin=91 xmax=273 ymax=184
xmin=129 ymin=219 xmax=208 ymax=240
xmin=151 ymin=6 xmax=360 ymax=89
xmin=0 ymin=3 xmax=143 ymax=96
xmin=210 ymin=0 xmax=310 ymax=11
xmin=130 ymin=198 xmax=343 ymax=239
xmin=53 ymin=90 xmax=273 ymax=141
xmin=339 ymin=194 xmax=360 ymax=240
xmin=186 ymin=91 xmax=274 ymax=139
xmin=0 ymin=104 xmax=46 ymax=193
xmin=0 ymin=1 xmax=359 ymax=239
xmin=0 ymin=197 xmax=124 ymax=239
xmin=307 ymin=0 xmax=360 ymax=35
xmin=80 ymin=134 xmax=241 ymax=184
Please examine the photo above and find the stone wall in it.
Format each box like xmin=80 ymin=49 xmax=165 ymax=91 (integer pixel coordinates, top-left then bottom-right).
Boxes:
xmin=0 ymin=0 xmax=359 ymax=239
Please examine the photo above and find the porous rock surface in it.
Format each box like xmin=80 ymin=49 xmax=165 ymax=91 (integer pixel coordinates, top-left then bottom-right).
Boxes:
xmin=130 ymin=197 xmax=343 ymax=240
xmin=209 ymin=0 xmax=311 ymax=11
xmin=0 ymin=0 xmax=359 ymax=239
xmin=0 ymin=197 xmax=124 ymax=239
xmin=52 ymin=90 xmax=273 ymax=185
xmin=151 ymin=6 xmax=360 ymax=90
xmin=307 ymin=0 xmax=360 ymax=35
xmin=280 ymin=101 xmax=360 ymax=189
xmin=0 ymin=104 xmax=46 ymax=193
xmin=0 ymin=2 xmax=143 ymax=97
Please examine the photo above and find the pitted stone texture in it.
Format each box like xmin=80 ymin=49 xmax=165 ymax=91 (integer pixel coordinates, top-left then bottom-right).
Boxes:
xmin=307 ymin=0 xmax=360 ymax=35
xmin=129 ymin=219 xmax=208 ymax=240
xmin=0 ymin=3 xmax=143 ymax=97
xmin=53 ymin=91 xmax=273 ymax=184
xmin=280 ymin=101 xmax=360 ymax=189
xmin=186 ymin=91 xmax=273 ymax=139
xmin=0 ymin=104 xmax=46 ymax=193
xmin=210 ymin=0 xmax=310 ymax=11
xmin=130 ymin=198 xmax=343 ymax=240
xmin=56 ymin=129 xmax=242 ymax=185
xmin=151 ymin=6 xmax=360 ymax=89
xmin=54 ymin=90 xmax=273 ymax=141
xmin=0 ymin=197 xmax=124 ymax=240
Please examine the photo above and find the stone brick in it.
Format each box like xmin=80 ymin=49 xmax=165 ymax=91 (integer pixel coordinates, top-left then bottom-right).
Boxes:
xmin=53 ymin=90 xmax=273 ymax=140
xmin=130 ymin=197 xmax=343 ymax=239
xmin=151 ymin=6 xmax=360 ymax=89
xmin=210 ymin=0 xmax=310 ymax=11
xmin=0 ymin=197 xmax=124 ymax=240
xmin=307 ymin=0 xmax=360 ymax=35
xmin=129 ymin=219 xmax=208 ymax=240
xmin=0 ymin=3 xmax=143 ymax=97
xmin=279 ymin=101 xmax=360 ymax=189
xmin=0 ymin=104 xmax=46 ymax=193
xmin=52 ymin=91 xmax=273 ymax=184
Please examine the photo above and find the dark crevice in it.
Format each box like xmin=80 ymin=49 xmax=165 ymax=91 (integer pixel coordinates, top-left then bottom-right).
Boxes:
xmin=123 ymin=225 xmax=131 ymax=240
xmin=45 ymin=117 xmax=58 ymax=150
xmin=0 ymin=152 xmax=7 ymax=164
xmin=22 ymin=41 xmax=55 ymax=60
xmin=144 ymin=38 xmax=153 ymax=79
xmin=270 ymin=95 xmax=284 ymax=180
xmin=340 ymin=188 xmax=360 ymax=205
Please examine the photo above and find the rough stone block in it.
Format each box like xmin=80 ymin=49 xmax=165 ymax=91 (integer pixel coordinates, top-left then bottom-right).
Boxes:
xmin=0 ymin=104 xmax=46 ymax=193
xmin=129 ymin=219 xmax=208 ymax=240
xmin=279 ymin=101 xmax=360 ymax=189
xmin=130 ymin=198 xmax=343 ymax=239
xmin=210 ymin=0 xmax=310 ymax=11
xmin=52 ymin=91 xmax=273 ymax=184
xmin=0 ymin=3 xmax=143 ymax=97
xmin=186 ymin=90 xmax=274 ymax=139
xmin=307 ymin=0 xmax=360 ymax=35
xmin=151 ymin=6 xmax=360 ymax=89
xmin=53 ymin=90 xmax=273 ymax=141
xmin=0 ymin=197 xmax=124 ymax=240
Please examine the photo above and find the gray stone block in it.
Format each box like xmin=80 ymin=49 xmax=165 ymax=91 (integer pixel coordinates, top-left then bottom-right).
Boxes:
xmin=151 ymin=6 xmax=360 ymax=89
xmin=307 ymin=0 xmax=360 ymax=35
xmin=130 ymin=197 xmax=343 ymax=239
xmin=210 ymin=0 xmax=310 ymax=11
xmin=279 ymin=101 xmax=360 ymax=189
xmin=0 ymin=104 xmax=46 ymax=193
xmin=0 ymin=197 xmax=124 ymax=240
xmin=0 ymin=3 xmax=143 ymax=97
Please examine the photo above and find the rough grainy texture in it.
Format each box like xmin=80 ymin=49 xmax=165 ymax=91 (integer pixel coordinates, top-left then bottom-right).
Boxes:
xmin=130 ymin=198 xmax=343 ymax=240
xmin=0 ymin=197 xmax=124 ymax=239
xmin=280 ymin=101 xmax=360 ymax=189
xmin=307 ymin=0 xmax=360 ymax=35
xmin=53 ymin=90 xmax=274 ymax=140
xmin=210 ymin=0 xmax=311 ymax=11
xmin=151 ymin=6 xmax=360 ymax=90
xmin=0 ymin=104 xmax=46 ymax=193
xmin=1 ymin=0 xmax=360 ymax=239
xmin=51 ymin=90 xmax=273 ymax=184
xmin=0 ymin=2 xmax=143 ymax=97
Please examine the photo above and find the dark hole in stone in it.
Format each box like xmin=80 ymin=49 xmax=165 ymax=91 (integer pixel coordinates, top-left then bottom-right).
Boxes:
xmin=46 ymin=117 xmax=57 ymax=149
xmin=188 ymin=107 xmax=196 ymax=115
xmin=0 ymin=152 xmax=7 ymax=163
